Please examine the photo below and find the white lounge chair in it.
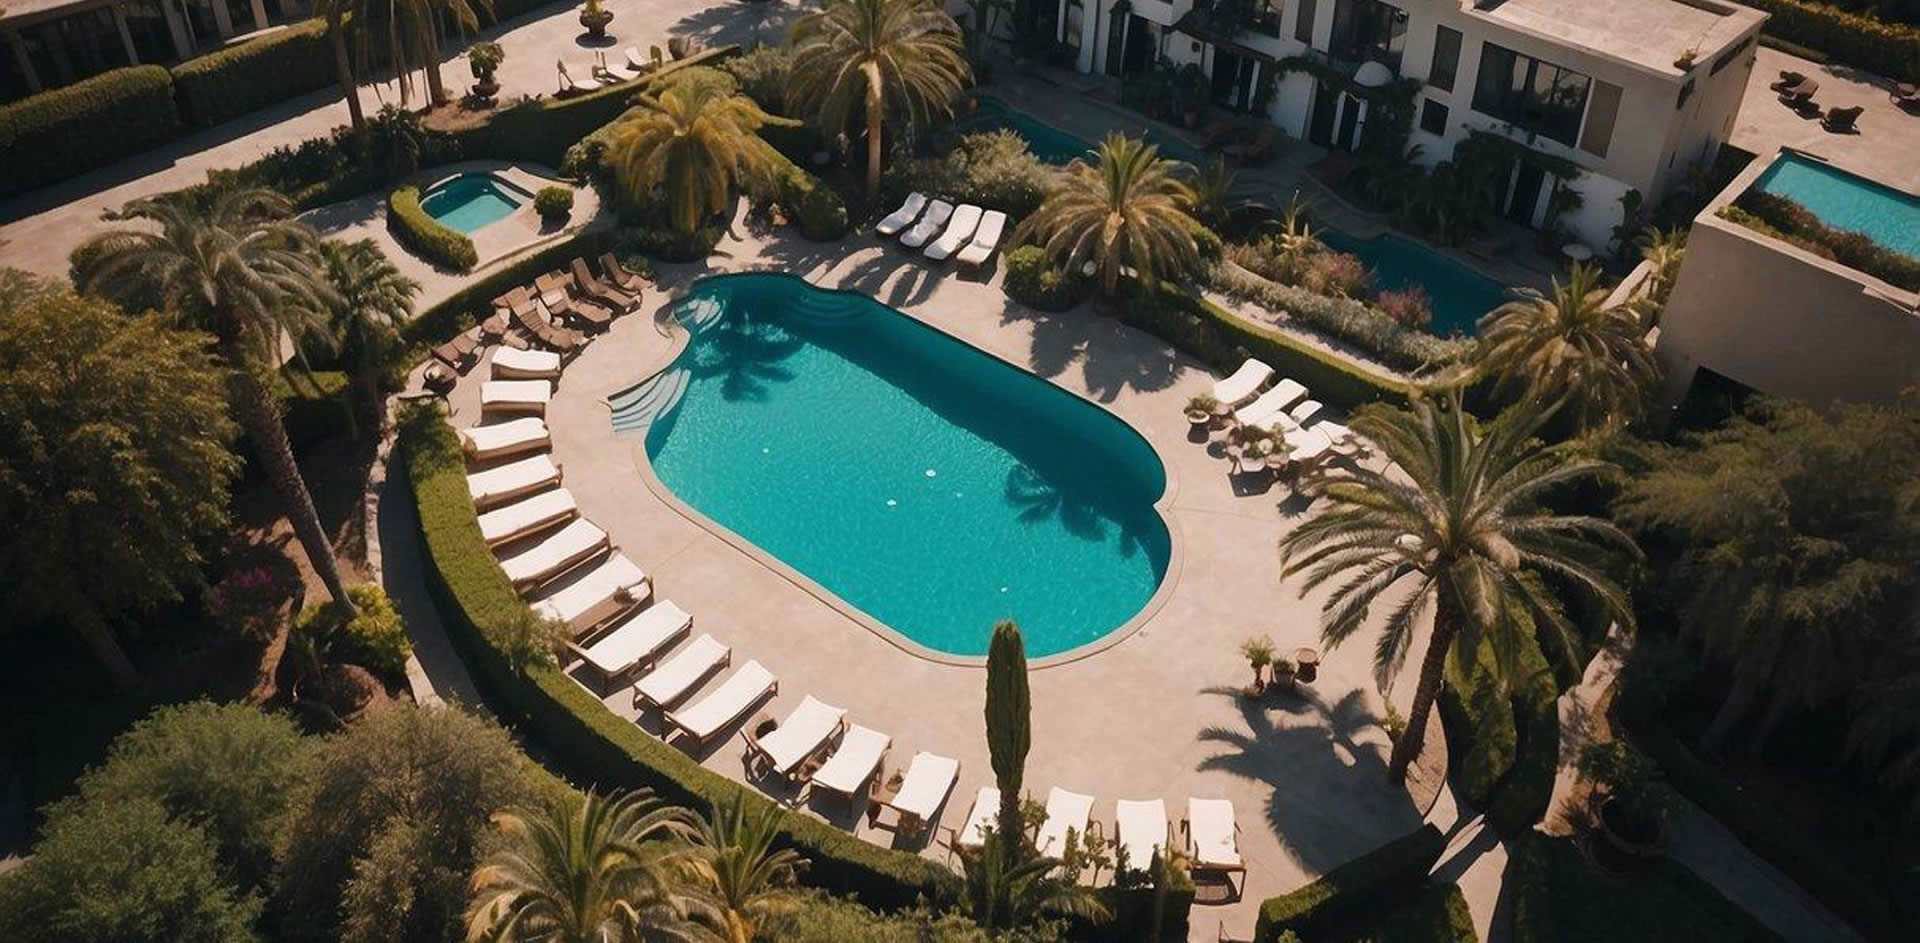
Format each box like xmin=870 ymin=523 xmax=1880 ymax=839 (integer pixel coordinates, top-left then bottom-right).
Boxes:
xmin=633 ymin=633 xmax=730 ymax=709
xmin=899 ymin=200 xmax=954 ymax=249
xmin=952 ymin=785 xmax=999 ymax=852
xmin=1285 ymin=424 xmax=1338 ymax=466
xmin=556 ymin=61 xmax=589 ymax=95
xmin=810 ymin=725 xmax=891 ymax=800
xmin=1115 ymin=798 xmax=1169 ymax=873
xmin=491 ymin=346 xmax=563 ymax=380
xmin=954 ymin=209 xmax=1007 ymax=267
xmin=623 ymin=46 xmax=648 ymax=75
xmin=1034 ymin=787 xmax=1096 ymax=859
xmin=1184 ymin=797 xmax=1245 ymax=895
xmin=663 ymin=660 xmax=777 ymax=747
xmin=477 ymin=487 xmax=577 ymax=546
xmin=497 ymin=518 xmax=606 ymax=589
xmin=568 ymin=599 xmax=691 ymax=680
xmin=923 ymin=204 xmax=984 ymax=261
xmin=532 ymin=552 xmax=651 ymax=632
xmin=882 ymin=752 xmax=958 ymax=833
xmin=1235 ymin=378 xmax=1308 ymax=427
xmin=481 ymin=379 xmax=552 ymax=415
xmin=1213 ymin=359 xmax=1273 ymax=407
xmin=467 ymin=455 xmax=560 ymax=510
xmin=1288 ymin=398 xmax=1325 ymax=425
xmin=461 ymin=418 xmax=551 ymax=461
xmin=747 ymin=695 xmax=846 ymax=783
xmin=875 ymin=192 xmax=928 ymax=237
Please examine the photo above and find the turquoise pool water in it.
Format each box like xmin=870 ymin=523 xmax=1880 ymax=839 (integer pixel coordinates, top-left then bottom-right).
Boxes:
xmin=1319 ymin=230 xmax=1510 ymax=337
xmin=419 ymin=173 xmax=523 ymax=234
xmin=968 ymin=96 xmax=1208 ymax=167
xmin=622 ymin=273 xmax=1171 ymax=658
xmin=1753 ymin=153 xmax=1920 ymax=257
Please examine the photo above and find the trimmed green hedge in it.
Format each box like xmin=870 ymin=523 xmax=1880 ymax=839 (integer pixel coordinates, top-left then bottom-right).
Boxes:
xmin=1003 ymin=246 xmax=1093 ymax=312
xmin=778 ymin=164 xmax=851 ymax=241
xmin=0 ymin=66 xmax=179 ymax=198
xmin=1253 ymin=824 xmax=1445 ymax=942
xmin=1506 ymin=831 xmax=1780 ymax=943
xmin=172 ymin=18 xmax=337 ymax=128
xmin=1113 ymin=282 xmax=1414 ymax=410
xmin=1738 ymin=0 xmax=1920 ymax=82
xmin=398 ymin=230 xmax=619 ymax=352
xmin=387 ymin=184 xmax=479 ymax=273
xmin=396 ymin=406 xmax=960 ymax=912
xmin=1368 ymin=880 xmax=1479 ymax=943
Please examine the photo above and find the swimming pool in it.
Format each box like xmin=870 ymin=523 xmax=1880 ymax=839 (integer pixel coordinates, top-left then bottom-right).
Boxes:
xmin=419 ymin=173 xmax=526 ymax=234
xmin=619 ymin=273 xmax=1172 ymax=659
xmin=968 ymin=96 xmax=1208 ymax=167
xmin=1752 ymin=153 xmax=1920 ymax=257
xmin=1319 ymin=230 xmax=1511 ymax=337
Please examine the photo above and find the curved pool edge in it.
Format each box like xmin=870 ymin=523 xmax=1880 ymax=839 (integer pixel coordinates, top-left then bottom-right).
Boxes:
xmin=603 ymin=270 xmax=1188 ymax=670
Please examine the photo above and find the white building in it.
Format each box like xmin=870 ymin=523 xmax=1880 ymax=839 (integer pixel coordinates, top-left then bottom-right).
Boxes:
xmin=2 ymin=0 xmax=312 ymax=102
xmin=1026 ymin=0 xmax=1766 ymax=250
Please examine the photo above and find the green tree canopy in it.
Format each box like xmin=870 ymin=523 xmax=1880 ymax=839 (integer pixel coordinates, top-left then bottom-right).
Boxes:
xmin=1012 ymin=134 xmax=1202 ymax=298
xmin=1474 ymin=261 xmax=1658 ymax=432
xmin=0 ymin=275 xmax=238 ymax=687
xmin=607 ymin=84 xmax=791 ymax=238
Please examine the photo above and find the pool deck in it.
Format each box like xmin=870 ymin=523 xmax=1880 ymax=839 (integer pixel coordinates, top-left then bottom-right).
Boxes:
xmin=432 ymin=214 xmax=1445 ymax=940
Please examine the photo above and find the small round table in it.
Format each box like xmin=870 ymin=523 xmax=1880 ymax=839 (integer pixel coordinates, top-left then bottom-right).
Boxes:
xmin=1562 ymin=243 xmax=1595 ymax=263
xmin=423 ymin=364 xmax=455 ymax=394
xmin=1294 ymin=647 xmax=1321 ymax=684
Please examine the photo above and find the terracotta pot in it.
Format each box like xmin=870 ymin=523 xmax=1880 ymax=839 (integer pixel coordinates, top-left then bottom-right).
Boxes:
xmin=580 ymin=8 xmax=613 ymax=37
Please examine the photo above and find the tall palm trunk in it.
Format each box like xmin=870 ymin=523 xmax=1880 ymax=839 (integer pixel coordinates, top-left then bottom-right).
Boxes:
xmin=74 ymin=607 xmax=140 ymax=689
xmin=1388 ymin=593 xmax=1459 ymax=783
xmin=863 ymin=66 xmax=884 ymax=202
xmin=225 ymin=347 xmax=357 ymax=614
xmin=423 ymin=15 xmax=448 ymax=107
xmin=328 ymin=14 xmax=365 ymax=130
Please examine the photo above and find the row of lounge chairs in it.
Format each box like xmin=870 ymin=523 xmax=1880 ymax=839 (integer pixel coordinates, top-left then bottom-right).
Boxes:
xmin=432 ymin=253 xmax=644 ymax=372
xmin=952 ymin=786 xmax=1246 ymax=894
xmin=1772 ymin=71 xmax=1865 ymax=132
xmin=1213 ymin=359 xmax=1366 ymax=468
xmin=556 ymin=46 xmax=666 ymax=96
xmin=877 ymin=192 xmax=1008 ymax=267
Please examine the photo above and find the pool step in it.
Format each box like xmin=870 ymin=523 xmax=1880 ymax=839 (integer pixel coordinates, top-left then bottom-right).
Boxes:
xmin=608 ymin=368 xmax=690 ymax=435
xmin=782 ymin=287 xmax=866 ymax=326
xmin=668 ymin=296 xmax=726 ymax=334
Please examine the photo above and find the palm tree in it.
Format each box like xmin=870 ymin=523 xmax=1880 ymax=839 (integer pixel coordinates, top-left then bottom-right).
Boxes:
xmin=1474 ymin=262 xmax=1659 ymax=432
xmin=319 ymin=238 xmax=419 ymax=431
xmin=1278 ymin=392 xmax=1639 ymax=782
xmin=1638 ymin=226 xmax=1687 ymax=302
xmin=788 ymin=0 xmax=971 ymax=201
xmin=314 ymin=0 xmax=366 ymax=130
xmin=1013 ymin=134 xmax=1202 ymax=299
xmin=681 ymin=794 xmax=805 ymax=943
xmin=75 ymin=188 xmax=358 ymax=613
xmin=607 ymin=85 xmax=791 ymax=239
xmin=465 ymin=789 xmax=712 ymax=943
xmin=959 ymin=831 xmax=1109 ymax=931
xmin=384 ymin=0 xmax=490 ymax=108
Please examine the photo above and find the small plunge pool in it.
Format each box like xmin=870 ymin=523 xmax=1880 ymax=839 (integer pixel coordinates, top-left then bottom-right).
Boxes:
xmin=419 ymin=173 xmax=527 ymax=234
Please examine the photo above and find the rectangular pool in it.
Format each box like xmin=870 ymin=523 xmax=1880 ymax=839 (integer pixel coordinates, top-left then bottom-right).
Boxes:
xmin=1752 ymin=153 xmax=1920 ymax=257
xmin=419 ymin=173 xmax=526 ymax=234
xmin=1319 ymin=230 xmax=1511 ymax=337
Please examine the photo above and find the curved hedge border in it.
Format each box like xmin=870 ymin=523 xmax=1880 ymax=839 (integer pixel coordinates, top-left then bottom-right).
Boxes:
xmin=1253 ymin=824 xmax=1446 ymax=942
xmin=387 ymin=185 xmax=479 ymax=273
xmin=1739 ymin=0 xmax=1920 ymax=82
xmin=0 ymin=66 xmax=179 ymax=198
xmin=395 ymin=405 xmax=960 ymax=912
xmin=172 ymin=18 xmax=336 ymax=127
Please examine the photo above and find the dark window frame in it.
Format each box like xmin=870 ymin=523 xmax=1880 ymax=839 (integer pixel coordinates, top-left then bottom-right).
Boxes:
xmin=1419 ymin=97 xmax=1450 ymax=135
xmin=1471 ymin=42 xmax=1593 ymax=148
xmin=1428 ymin=25 xmax=1461 ymax=91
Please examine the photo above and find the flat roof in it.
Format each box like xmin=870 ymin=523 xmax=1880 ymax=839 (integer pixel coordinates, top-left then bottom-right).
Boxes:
xmin=1472 ymin=0 xmax=1767 ymax=77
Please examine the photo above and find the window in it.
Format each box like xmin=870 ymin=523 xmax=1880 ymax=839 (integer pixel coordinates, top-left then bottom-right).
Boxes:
xmin=1579 ymin=80 xmax=1620 ymax=156
xmin=1419 ymin=98 xmax=1450 ymax=135
xmin=1328 ymin=0 xmax=1408 ymax=69
xmin=1295 ymin=0 xmax=1318 ymax=45
xmin=1428 ymin=25 xmax=1460 ymax=91
xmin=1471 ymin=43 xmax=1592 ymax=147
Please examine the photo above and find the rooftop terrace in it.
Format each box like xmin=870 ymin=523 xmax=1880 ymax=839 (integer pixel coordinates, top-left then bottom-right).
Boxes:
xmin=1470 ymin=0 xmax=1766 ymax=77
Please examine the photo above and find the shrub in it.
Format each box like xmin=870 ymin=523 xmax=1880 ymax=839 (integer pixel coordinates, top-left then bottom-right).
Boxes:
xmin=778 ymin=163 xmax=851 ymax=241
xmin=1723 ymin=191 xmax=1920 ymax=291
xmin=657 ymin=63 xmax=740 ymax=99
xmin=1506 ymin=830 xmax=1783 ymax=942
xmin=721 ymin=44 xmax=794 ymax=114
xmin=294 ymin=583 xmax=411 ymax=678
xmin=1439 ymin=632 xmax=1520 ymax=809
xmin=1209 ymin=263 xmax=1474 ymax=372
xmin=1370 ymin=880 xmax=1479 ymax=942
xmin=1252 ymin=824 xmax=1446 ymax=941
xmin=396 ymin=405 xmax=963 ymax=913
xmin=534 ymin=185 xmax=575 ymax=220
xmin=1485 ymin=639 xmax=1562 ymax=836
xmin=171 ymin=18 xmax=336 ymax=127
xmin=1301 ymin=250 xmax=1373 ymax=298
xmin=271 ymin=369 xmax=354 ymax=453
xmin=885 ymin=129 xmax=1055 ymax=222
xmin=386 ymin=184 xmax=479 ymax=272
xmin=1003 ymin=245 xmax=1092 ymax=311
xmin=1377 ymin=286 xmax=1433 ymax=330
xmin=1736 ymin=0 xmax=1920 ymax=82
xmin=0 ymin=65 xmax=179 ymax=198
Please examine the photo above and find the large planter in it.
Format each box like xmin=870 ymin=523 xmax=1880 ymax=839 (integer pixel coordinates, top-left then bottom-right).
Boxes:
xmin=580 ymin=9 xmax=613 ymax=38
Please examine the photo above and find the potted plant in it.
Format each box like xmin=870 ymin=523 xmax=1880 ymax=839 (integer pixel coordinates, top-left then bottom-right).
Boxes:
xmin=534 ymin=185 xmax=574 ymax=222
xmin=1238 ymin=635 xmax=1275 ymax=695
xmin=468 ymin=41 xmax=504 ymax=101
xmin=1268 ymin=655 xmax=1296 ymax=693
xmin=1673 ymin=48 xmax=1698 ymax=70
xmin=1579 ymin=741 xmax=1672 ymax=866
xmin=579 ymin=0 xmax=613 ymax=39
xmin=1186 ymin=393 xmax=1219 ymax=429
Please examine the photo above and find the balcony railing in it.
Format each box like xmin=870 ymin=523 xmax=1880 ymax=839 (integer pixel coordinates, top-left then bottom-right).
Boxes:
xmin=1190 ymin=0 xmax=1285 ymax=39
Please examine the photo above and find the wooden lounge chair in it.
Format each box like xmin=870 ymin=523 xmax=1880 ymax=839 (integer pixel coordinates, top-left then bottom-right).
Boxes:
xmin=477 ymin=488 xmax=578 ymax=547
xmin=1034 ymin=787 xmax=1098 ymax=859
xmin=507 ymin=290 xmax=585 ymax=355
xmin=571 ymin=257 xmax=637 ymax=311
xmin=877 ymin=752 xmax=958 ymax=834
xmin=461 ymin=417 xmax=551 ymax=461
xmin=1115 ymin=799 xmax=1169 ymax=874
xmin=479 ymin=379 xmax=551 ymax=416
xmin=567 ymin=599 xmax=691 ymax=680
xmin=1778 ymin=77 xmax=1819 ymax=110
xmin=810 ymin=725 xmax=891 ymax=801
xmin=1822 ymin=105 xmax=1863 ymax=133
xmin=496 ymin=518 xmax=607 ymax=589
xmin=533 ymin=552 xmax=651 ymax=634
xmin=744 ymin=696 xmax=846 ymax=784
xmin=466 ymin=455 xmax=561 ymax=510
xmin=432 ymin=332 xmax=479 ymax=371
xmin=491 ymin=346 xmax=562 ymax=381
xmin=556 ymin=61 xmax=589 ymax=97
xmin=662 ymin=660 xmax=777 ymax=748
xmin=633 ymin=634 xmax=730 ymax=710
xmin=598 ymin=253 xmax=647 ymax=295
xmin=536 ymin=271 xmax=611 ymax=332
xmin=1183 ymin=797 xmax=1245 ymax=899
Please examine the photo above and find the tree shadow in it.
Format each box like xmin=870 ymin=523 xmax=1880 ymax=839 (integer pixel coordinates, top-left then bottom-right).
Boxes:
xmin=682 ymin=312 xmax=804 ymax=401
xmin=1004 ymin=464 xmax=1109 ymax=542
xmin=664 ymin=0 xmax=804 ymax=50
xmin=297 ymin=196 xmax=381 ymax=237
xmin=1195 ymin=685 xmax=1424 ymax=875
xmin=991 ymin=294 xmax=1185 ymax=402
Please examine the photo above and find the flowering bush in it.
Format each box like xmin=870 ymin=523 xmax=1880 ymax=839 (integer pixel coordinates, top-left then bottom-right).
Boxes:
xmin=1375 ymin=286 xmax=1433 ymax=330
xmin=205 ymin=566 xmax=286 ymax=639
xmin=1301 ymin=251 xmax=1373 ymax=299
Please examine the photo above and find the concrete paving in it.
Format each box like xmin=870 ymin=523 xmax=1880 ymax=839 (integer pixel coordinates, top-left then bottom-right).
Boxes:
xmin=1732 ymin=46 xmax=1920 ymax=190
xmin=428 ymin=213 xmax=1441 ymax=940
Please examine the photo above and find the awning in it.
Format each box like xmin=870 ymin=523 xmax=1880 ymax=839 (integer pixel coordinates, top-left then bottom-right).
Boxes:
xmin=1172 ymin=12 xmax=1281 ymax=65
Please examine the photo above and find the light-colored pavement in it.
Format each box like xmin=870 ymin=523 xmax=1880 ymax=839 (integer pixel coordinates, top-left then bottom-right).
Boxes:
xmin=428 ymin=211 xmax=1442 ymax=940
xmin=1732 ymin=46 xmax=1920 ymax=189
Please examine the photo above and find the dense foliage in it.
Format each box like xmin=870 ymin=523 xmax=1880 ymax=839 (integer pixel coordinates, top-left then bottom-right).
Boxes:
xmin=0 ymin=65 xmax=179 ymax=198
xmin=1003 ymin=246 xmax=1092 ymax=312
xmin=292 ymin=582 xmax=413 ymax=678
xmin=1738 ymin=0 xmax=1920 ymax=82
xmin=1722 ymin=191 xmax=1920 ymax=292
xmin=386 ymin=184 xmax=480 ymax=272
xmin=606 ymin=85 xmax=789 ymax=236
xmin=1253 ymin=824 xmax=1446 ymax=941
xmin=1015 ymin=134 xmax=1202 ymax=298
xmin=1212 ymin=258 xmax=1472 ymax=372
xmin=885 ymin=129 xmax=1055 ymax=222
xmin=171 ymin=19 xmax=336 ymax=127
xmin=1474 ymin=262 xmax=1658 ymax=431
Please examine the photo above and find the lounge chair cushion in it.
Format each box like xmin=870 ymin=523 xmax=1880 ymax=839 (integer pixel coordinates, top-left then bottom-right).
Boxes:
xmin=667 ymin=660 xmax=776 ymax=743
xmin=1187 ymin=797 xmax=1240 ymax=868
xmin=954 ymin=209 xmax=1008 ymax=266
xmin=925 ymin=204 xmax=984 ymax=260
xmin=1035 ymin=787 xmax=1095 ymax=859
xmin=497 ymin=518 xmax=606 ymax=587
xmin=1235 ymin=378 xmax=1308 ymax=426
xmin=574 ymin=599 xmax=690 ymax=677
xmin=492 ymin=346 xmax=563 ymax=379
xmin=1212 ymin=359 xmax=1273 ymax=406
xmin=1116 ymin=798 xmax=1167 ymax=872
xmin=481 ymin=379 xmax=553 ymax=411
xmin=753 ymin=696 xmax=846 ymax=777
xmin=532 ymin=552 xmax=650 ymax=628
xmin=955 ymin=786 xmax=999 ymax=850
xmin=887 ymin=751 xmax=959 ymax=822
xmin=467 ymin=455 xmax=560 ymax=509
xmin=811 ymin=725 xmax=891 ymax=796
xmin=635 ymin=634 xmax=730 ymax=707
xmin=876 ymin=192 xmax=929 ymax=236
xmin=900 ymin=200 xmax=954 ymax=248
xmin=477 ymin=488 xmax=578 ymax=545
xmin=461 ymin=418 xmax=550 ymax=460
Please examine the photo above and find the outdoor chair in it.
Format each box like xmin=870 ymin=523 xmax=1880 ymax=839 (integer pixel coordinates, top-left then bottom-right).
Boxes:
xmin=745 ymin=696 xmax=846 ymax=784
xmin=598 ymin=253 xmax=647 ymax=295
xmin=460 ymin=416 xmax=551 ymax=461
xmin=432 ymin=332 xmax=479 ymax=371
xmin=1894 ymin=83 xmax=1920 ymax=111
xmin=533 ymin=552 xmax=652 ymax=634
xmin=1212 ymin=359 xmax=1273 ymax=408
xmin=479 ymin=379 xmax=552 ymax=416
xmin=571 ymin=257 xmax=637 ymax=311
xmin=496 ymin=518 xmax=607 ymax=590
xmin=1822 ymin=105 xmax=1864 ymax=133
xmin=491 ymin=345 xmax=562 ymax=381
xmin=810 ymin=725 xmax=891 ymax=802
xmin=466 ymin=454 xmax=561 ymax=510
xmin=876 ymin=192 xmax=928 ymax=236
xmin=1770 ymin=70 xmax=1806 ymax=92
xmin=662 ymin=660 xmax=777 ymax=748
xmin=1183 ymin=798 xmax=1245 ymax=899
xmin=633 ymin=633 xmax=730 ymax=710
xmin=477 ymin=488 xmax=578 ymax=547
xmin=566 ymin=598 xmax=691 ymax=680
xmin=878 ymin=752 xmax=958 ymax=835
xmin=1115 ymin=799 xmax=1170 ymax=874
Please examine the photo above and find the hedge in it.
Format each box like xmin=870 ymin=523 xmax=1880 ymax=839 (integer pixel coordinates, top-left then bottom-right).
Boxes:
xmin=1483 ymin=644 xmax=1560 ymax=836
xmin=0 ymin=66 xmax=179 ymax=198
xmin=778 ymin=163 xmax=851 ymax=241
xmin=272 ymin=369 xmax=354 ymax=453
xmin=1368 ymin=880 xmax=1479 ymax=943
xmin=1110 ymin=282 xmax=1414 ymax=411
xmin=1723 ymin=192 xmax=1920 ymax=292
xmin=1212 ymin=261 xmax=1474 ymax=372
xmin=1003 ymin=246 xmax=1093 ymax=312
xmin=171 ymin=18 xmax=337 ymax=128
xmin=1737 ymin=0 xmax=1920 ymax=82
xmin=1252 ymin=824 xmax=1445 ymax=942
xmin=398 ymin=229 xmax=620 ymax=352
xmin=1506 ymin=831 xmax=1780 ymax=943
xmin=396 ymin=406 xmax=961 ymax=912
xmin=387 ymin=184 xmax=479 ymax=272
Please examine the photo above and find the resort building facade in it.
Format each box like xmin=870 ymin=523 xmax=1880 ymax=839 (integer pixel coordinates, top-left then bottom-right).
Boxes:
xmin=1653 ymin=147 xmax=1920 ymax=418
xmin=1 ymin=0 xmax=311 ymax=101
xmin=1029 ymin=0 xmax=1767 ymax=250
